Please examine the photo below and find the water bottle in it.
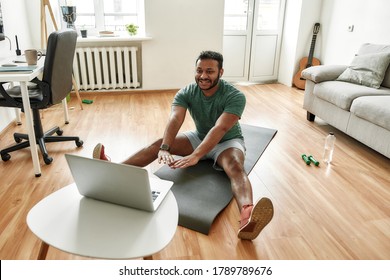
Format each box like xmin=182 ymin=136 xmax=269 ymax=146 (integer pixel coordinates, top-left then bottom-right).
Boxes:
xmin=323 ymin=132 xmax=336 ymax=164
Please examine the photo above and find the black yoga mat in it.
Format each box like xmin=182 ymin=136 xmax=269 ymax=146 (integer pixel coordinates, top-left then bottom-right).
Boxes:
xmin=154 ymin=124 xmax=277 ymax=234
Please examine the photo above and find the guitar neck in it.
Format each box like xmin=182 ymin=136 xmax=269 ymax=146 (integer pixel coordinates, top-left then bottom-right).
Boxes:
xmin=307 ymin=34 xmax=317 ymax=66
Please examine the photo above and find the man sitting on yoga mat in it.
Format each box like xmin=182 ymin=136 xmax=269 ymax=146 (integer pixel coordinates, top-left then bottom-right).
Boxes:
xmin=93 ymin=51 xmax=273 ymax=240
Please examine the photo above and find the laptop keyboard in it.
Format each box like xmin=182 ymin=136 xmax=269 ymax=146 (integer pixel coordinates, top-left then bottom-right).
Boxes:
xmin=152 ymin=191 xmax=161 ymax=202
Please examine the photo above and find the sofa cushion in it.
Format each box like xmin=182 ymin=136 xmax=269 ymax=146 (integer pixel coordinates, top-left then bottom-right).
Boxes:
xmin=350 ymin=96 xmax=390 ymax=130
xmin=313 ymin=81 xmax=390 ymax=110
xmin=336 ymin=52 xmax=390 ymax=89
xmin=357 ymin=43 xmax=390 ymax=88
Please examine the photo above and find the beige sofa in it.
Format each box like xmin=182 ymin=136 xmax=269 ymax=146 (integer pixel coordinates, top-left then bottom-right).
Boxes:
xmin=302 ymin=43 xmax=390 ymax=159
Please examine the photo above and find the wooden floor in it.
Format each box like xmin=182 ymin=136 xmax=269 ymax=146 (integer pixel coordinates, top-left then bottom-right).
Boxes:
xmin=0 ymin=83 xmax=389 ymax=260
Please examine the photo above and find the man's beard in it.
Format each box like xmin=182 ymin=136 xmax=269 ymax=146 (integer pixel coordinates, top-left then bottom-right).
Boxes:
xmin=196 ymin=76 xmax=220 ymax=91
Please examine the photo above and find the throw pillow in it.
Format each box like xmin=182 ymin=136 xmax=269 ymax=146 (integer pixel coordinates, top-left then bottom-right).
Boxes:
xmin=336 ymin=52 xmax=390 ymax=88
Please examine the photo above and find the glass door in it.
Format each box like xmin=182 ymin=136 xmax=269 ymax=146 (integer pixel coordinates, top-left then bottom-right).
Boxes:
xmin=223 ymin=0 xmax=286 ymax=83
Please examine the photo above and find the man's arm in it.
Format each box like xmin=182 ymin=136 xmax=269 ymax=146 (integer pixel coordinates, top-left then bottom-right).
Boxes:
xmin=170 ymin=112 xmax=239 ymax=169
xmin=158 ymin=105 xmax=187 ymax=164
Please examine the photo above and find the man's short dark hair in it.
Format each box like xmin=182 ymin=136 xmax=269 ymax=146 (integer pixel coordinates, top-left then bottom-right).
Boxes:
xmin=196 ymin=51 xmax=223 ymax=70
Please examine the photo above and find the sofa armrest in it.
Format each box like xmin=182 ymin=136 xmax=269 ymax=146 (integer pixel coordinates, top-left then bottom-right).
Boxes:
xmin=302 ymin=65 xmax=348 ymax=83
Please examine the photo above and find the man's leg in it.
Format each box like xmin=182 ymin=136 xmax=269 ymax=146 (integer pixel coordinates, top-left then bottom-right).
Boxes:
xmin=216 ymin=148 xmax=252 ymax=210
xmin=217 ymin=148 xmax=273 ymax=240
xmin=94 ymin=134 xmax=194 ymax=167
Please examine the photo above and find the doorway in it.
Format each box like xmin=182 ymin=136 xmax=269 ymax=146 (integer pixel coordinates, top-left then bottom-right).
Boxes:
xmin=223 ymin=0 xmax=286 ymax=83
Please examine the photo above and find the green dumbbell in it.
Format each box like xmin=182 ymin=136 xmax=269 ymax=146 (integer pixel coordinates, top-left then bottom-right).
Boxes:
xmin=308 ymin=155 xmax=320 ymax=166
xmin=301 ymin=154 xmax=311 ymax=165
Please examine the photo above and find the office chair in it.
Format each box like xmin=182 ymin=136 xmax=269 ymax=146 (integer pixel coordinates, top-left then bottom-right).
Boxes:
xmin=0 ymin=29 xmax=83 ymax=165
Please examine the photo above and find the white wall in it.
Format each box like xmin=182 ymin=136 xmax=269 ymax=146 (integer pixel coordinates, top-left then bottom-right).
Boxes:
xmin=320 ymin=0 xmax=390 ymax=65
xmin=278 ymin=0 xmax=390 ymax=86
xmin=142 ymin=0 xmax=224 ymax=90
xmin=278 ymin=0 xmax=323 ymax=86
xmin=25 ymin=0 xmax=61 ymax=49
xmin=278 ymin=0 xmax=302 ymax=86
xmin=0 ymin=0 xmax=32 ymax=131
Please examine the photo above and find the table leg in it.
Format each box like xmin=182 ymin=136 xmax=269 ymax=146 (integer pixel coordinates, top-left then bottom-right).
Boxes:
xmin=10 ymin=83 xmax=22 ymax=125
xmin=14 ymin=108 xmax=22 ymax=125
xmin=72 ymin=76 xmax=83 ymax=110
xmin=38 ymin=241 xmax=49 ymax=260
xmin=20 ymin=82 xmax=41 ymax=177
xmin=62 ymin=98 xmax=70 ymax=124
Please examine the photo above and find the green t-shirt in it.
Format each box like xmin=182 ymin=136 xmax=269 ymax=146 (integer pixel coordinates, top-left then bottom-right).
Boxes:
xmin=172 ymin=79 xmax=246 ymax=142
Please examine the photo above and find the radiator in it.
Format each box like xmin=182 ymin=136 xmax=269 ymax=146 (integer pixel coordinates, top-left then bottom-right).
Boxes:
xmin=73 ymin=46 xmax=140 ymax=90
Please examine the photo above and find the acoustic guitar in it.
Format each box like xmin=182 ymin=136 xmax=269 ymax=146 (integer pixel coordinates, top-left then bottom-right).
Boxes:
xmin=293 ymin=23 xmax=321 ymax=90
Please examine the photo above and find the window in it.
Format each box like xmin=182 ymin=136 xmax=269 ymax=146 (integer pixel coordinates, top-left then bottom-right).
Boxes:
xmin=256 ymin=0 xmax=282 ymax=31
xmin=224 ymin=0 xmax=249 ymax=31
xmin=58 ymin=0 xmax=145 ymax=35
xmin=224 ymin=0 xmax=282 ymax=32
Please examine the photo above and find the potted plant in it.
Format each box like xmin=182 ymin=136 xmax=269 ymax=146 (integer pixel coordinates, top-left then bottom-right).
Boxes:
xmin=125 ymin=24 xmax=139 ymax=36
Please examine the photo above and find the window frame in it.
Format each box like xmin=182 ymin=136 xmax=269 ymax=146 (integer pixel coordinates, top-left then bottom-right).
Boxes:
xmin=58 ymin=0 xmax=145 ymax=36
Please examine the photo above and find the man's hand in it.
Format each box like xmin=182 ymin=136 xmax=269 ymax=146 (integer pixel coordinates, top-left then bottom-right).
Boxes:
xmin=158 ymin=150 xmax=175 ymax=165
xmin=169 ymin=154 xmax=200 ymax=169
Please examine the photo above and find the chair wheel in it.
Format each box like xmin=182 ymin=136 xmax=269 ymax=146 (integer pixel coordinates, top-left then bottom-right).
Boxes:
xmin=14 ymin=136 xmax=22 ymax=143
xmin=1 ymin=153 xmax=11 ymax=161
xmin=56 ymin=129 xmax=64 ymax=136
xmin=76 ymin=140 xmax=84 ymax=147
xmin=44 ymin=156 xmax=53 ymax=165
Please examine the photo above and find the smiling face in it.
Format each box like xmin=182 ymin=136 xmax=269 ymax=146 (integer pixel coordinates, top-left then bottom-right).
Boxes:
xmin=195 ymin=59 xmax=224 ymax=95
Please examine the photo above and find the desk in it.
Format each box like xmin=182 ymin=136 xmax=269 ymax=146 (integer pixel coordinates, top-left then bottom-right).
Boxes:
xmin=27 ymin=183 xmax=178 ymax=259
xmin=0 ymin=59 xmax=44 ymax=176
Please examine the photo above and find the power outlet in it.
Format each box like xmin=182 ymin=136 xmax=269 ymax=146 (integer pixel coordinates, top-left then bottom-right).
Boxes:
xmin=348 ymin=25 xmax=354 ymax=32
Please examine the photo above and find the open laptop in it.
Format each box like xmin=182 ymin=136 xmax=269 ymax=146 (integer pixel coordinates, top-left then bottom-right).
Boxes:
xmin=65 ymin=154 xmax=173 ymax=212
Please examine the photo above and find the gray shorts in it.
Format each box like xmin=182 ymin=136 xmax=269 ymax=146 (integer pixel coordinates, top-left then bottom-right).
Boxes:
xmin=183 ymin=131 xmax=246 ymax=171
